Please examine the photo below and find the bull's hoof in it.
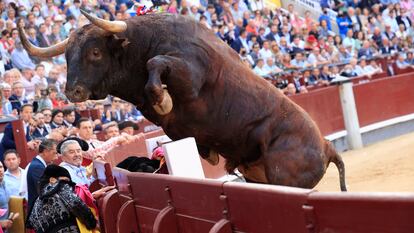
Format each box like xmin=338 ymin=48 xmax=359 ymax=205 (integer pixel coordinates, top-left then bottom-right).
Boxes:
xmin=153 ymin=88 xmax=173 ymax=115
xmin=205 ymin=150 xmax=219 ymax=165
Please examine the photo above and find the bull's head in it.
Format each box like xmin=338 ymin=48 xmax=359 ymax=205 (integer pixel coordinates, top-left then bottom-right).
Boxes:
xmin=19 ymin=10 xmax=128 ymax=102
xmin=19 ymin=10 xmax=173 ymax=115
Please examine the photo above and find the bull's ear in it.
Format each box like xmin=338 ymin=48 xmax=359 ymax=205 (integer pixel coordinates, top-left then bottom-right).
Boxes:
xmin=110 ymin=34 xmax=130 ymax=49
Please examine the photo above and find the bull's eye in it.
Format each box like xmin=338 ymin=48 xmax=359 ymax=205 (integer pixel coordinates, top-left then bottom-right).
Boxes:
xmin=92 ymin=48 xmax=100 ymax=57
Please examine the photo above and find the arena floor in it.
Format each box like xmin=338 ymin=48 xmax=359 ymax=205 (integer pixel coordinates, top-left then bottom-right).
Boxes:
xmin=315 ymin=132 xmax=414 ymax=192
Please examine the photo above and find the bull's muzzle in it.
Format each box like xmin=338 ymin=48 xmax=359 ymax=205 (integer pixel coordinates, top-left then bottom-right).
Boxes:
xmin=65 ymin=85 xmax=91 ymax=102
xmin=153 ymin=87 xmax=173 ymax=115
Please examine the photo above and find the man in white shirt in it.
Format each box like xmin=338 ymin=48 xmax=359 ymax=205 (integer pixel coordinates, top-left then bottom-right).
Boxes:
xmin=3 ymin=149 xmax=23 ymax=196
xmin=259 ymin=41 xmax=272 ymax=61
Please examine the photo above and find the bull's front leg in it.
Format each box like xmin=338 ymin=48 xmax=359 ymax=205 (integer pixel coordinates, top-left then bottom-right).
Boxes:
xmin=145 ymin=55 xmax=201 ymax=115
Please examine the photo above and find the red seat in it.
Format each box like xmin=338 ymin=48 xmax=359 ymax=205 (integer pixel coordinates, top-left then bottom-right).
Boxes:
xmin=223 ymin=182 xmax=312 ymax=233
xmin=306 ymin=192 xmax=414 ymax=233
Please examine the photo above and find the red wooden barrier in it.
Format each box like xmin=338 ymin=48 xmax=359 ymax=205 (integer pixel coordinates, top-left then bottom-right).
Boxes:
xmin=11 ymin=120 xmax=36 ymax=167
xmin=306 ymin=192 xmax=414 ymax=233
xmin=124 ymin=172 xmax=170 ymax=233
xmin=223 ymin=182 xmax=312 ymax=233
xmin=354 ymin=74 xmax=414 ymax=127
xmin=108 ymin=170 xmax=414 ymax=233
xmin=160 ymin=176 xmax=229 ymax=233
xmin=290 ymin=86 xmax=345 ymax=135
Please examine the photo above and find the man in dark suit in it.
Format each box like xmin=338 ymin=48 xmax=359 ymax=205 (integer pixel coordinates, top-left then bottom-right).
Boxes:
xmin=265 ymin=24 xmax=279 ymax=42
xmin=36 ymin=24 xmax=51 ymax=48
xmin=230 ymin=29 xmax=249 ymax=54
xmin=26 ymin=139 xmax=58 ymax=216
xmin=380 ymin=37 xmax=395 ymax=55
xmin=32 ymin=112 xmax=50 ymax=139
xmin=396 ymin=8 xmax=412 ymax=31
xmin=0 ymin=104 xmax=36 ymax=162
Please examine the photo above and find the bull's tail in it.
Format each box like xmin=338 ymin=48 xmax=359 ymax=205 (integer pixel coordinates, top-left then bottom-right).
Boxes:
xmin=325 ymin=141 xmax=347 ymax=191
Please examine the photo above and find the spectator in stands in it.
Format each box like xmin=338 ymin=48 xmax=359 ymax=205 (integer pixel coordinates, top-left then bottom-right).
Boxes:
xmin=291 ymin=52 xmax=309 ymax=69
xmin=263 ymin=57 xmax=282 ymax=75
xmin=3 ymin=149 xmax=22 ymax=196
xmin=350 ymin=58 xmax=365 ymax=76
xmin=20 ymin=68 xmax=36 ymax=100
xmin=342 ymin=29 xmax=357 ymax=51
xmin=405 ymin=51 xmax=414 ymax=65
xmin=62 ymin=108 xmax=76 ymax=128
xmin=307 ymin=47 xmax=329 ymax=66
xmin=290 ymin=36 xmax=305 ymax=53
xmin=285 ymin=83 xmax=297 ymax=96
xmin=118 ymin=121 xmax=139 ymax=135
xmin=337 ymin=10 xmax=352 ymax=38
xmin=27 ymin=164 xmax=97 ymax=233
xmin=10 ymin=39 xmax=36 ymax=70
xmin=319 ymin=19 xmax=332 ymax=38
xmin=32 ymin=112 xmax=49 ymax=139
xmin=359 ymin=57 xmax=379 ymax=76
xmin=0 ymin=83 xmax=13 ymax=115
xmin=77 ymin=118 xmax=129 ymax=165
xmin=0 ymin=160 xmax=13 ymax=231
xmin=371 ymin=27 xmax=383 ymax=48
xmin=41 ymin=108 xmax=52 ymax=132
xmin=108 ymin=97 xmax=126 ymax=122
xmin=50 ymin=109 xmax=64 ymax=129
xmin=380 ymin=37 xmax=395 ymax=54
xmin=49 ymin=85 xmax=66 ymax=109
xmin=319 ymin=8 xmax=332 ymax=31
xmin=0 ymin=104 xmax=38 ymax=160
xmin=397 ymin=8 xmax=411 ymax=31
xmin=340 ymin=64 xmax=358 ymax=77
xmin=59 ymin=138 xmax=95 ymax=187
xmin=123 ymin=103 xmax=143 ymax=121
xmin=26 ymin=139 xmax=58 ymax=215
xmin=308 ymin=68 xmax=327 ymax=86
xmin=396 ymin=53 xmax=411 ymax=69
xmin=368 ymin=59 xmax=384 ymax=73
xmin=259 ymin=40 xmax=272 ymax=61
xmin=338 ymin=45 xmax=352 ymax=63
xmin=36 ymin=86 xmax=53 ymax=111
xmin=249 ymin=43 xmax=260 ymax=65
xmin=252 ymin=58 xmax=267 ymax=76
xmin=93 ymin=102 xmax=110 ymax=125
xmin=320 ymin=65 xmax=334 ymax=83
xmin=103 ymin=122 xmax=120 ymax=140
xmin=231 ymin=28 xmax=250 ymax=53
xmin=9 ymin=81 xmax=28 ymax=112
xmin=358 ymin=40 xmax=377 ymax=58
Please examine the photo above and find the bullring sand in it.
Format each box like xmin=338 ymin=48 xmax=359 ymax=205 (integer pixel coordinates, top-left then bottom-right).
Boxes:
xmin=315 ymin=132 xmax=414 ymax=192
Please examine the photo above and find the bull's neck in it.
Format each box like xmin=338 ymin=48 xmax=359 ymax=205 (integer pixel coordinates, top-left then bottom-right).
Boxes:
xmin=108 ymin=16 xmax=159 ymax=108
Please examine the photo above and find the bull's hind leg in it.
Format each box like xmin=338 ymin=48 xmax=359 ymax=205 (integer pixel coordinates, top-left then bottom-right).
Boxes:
xmin=145 ymin=55 xmax=204 ymax=114
xmin=262 ymin=150 xmax=325 ymax=189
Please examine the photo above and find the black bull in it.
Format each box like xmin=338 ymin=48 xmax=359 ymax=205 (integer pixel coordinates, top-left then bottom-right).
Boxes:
xmin=19 ymin=11 xmax=346 ymax=191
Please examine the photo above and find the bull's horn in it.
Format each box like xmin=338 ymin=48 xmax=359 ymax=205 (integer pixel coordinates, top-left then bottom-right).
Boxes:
xmin=80 ymin=9 xmax=127 ymax=33
xmin=153 ymin=88 xmax=173 ymax=115
xmin=18 ymin=26 xmax=68 ymax=57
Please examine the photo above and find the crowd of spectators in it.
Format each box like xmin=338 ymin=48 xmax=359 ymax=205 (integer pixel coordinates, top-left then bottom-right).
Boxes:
xmin=0 ymin=0 xmax=410 ymax=231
